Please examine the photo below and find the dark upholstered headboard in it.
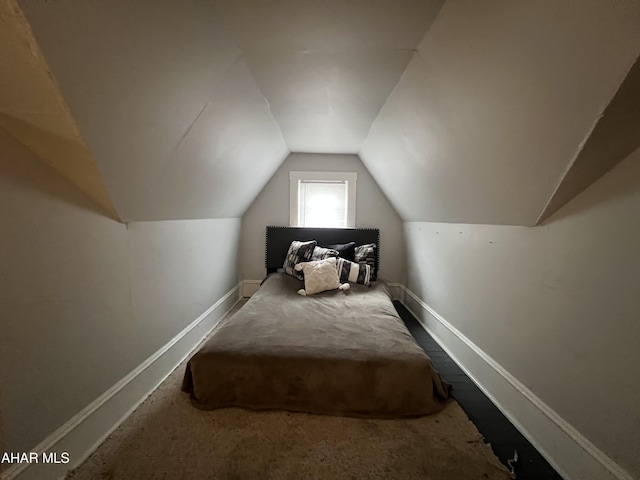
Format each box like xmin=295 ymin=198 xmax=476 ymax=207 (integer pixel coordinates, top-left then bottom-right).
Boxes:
xmin=266 ymin=226 xmax=380 ymax=276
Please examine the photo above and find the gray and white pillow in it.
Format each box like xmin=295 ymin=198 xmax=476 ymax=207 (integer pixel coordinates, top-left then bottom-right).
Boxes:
xmin=354 ymin=243 xmax=377 ymax=281
xmin=283 ymin=240 xmax=317 ymax=280
xmin=295 ymin=257 xmax=341 ymax=295
xmin=336 ymin=257 xmax=372 ymax=286
xmin=311 ymin=246 xmax=339 ymax=261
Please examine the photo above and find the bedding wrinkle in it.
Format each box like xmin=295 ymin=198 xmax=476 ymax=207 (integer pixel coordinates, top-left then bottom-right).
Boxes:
xmin=183 ymin=273 xmax=451 ymax=418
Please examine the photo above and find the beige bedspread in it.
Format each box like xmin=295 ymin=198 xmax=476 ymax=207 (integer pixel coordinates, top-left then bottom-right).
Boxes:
xmin=182 ymin=273 xmax=450 ymax=417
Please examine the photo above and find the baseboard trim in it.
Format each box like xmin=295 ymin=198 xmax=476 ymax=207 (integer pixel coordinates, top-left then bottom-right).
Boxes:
xmin=400 ymin=285 xmax=632 ymax=480
xmin=241 ymin=280 xmax=262 ymax=298
xmin=3 ymin=283 xmax=241 ymax=480
xmin=385 ymin=282 xmax=404 ymax=301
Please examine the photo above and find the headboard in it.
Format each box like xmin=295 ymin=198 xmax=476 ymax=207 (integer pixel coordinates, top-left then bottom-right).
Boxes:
xmin=266 ymin=226 xmax=380 ymax=276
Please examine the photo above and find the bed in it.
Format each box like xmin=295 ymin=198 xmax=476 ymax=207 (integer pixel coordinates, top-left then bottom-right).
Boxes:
xmin=182 ymin=226 xmax=451 ymax=418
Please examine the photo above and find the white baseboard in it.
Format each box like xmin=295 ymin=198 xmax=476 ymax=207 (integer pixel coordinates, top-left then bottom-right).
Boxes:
xmin=242 ymin=280 xmax=262 ymax=298
xmin=385 ymin=282 xmax=404 ymax=301
xmin=400 ymin=286 xmax=632 ymax=480
xmin=3 ymin=284 xmax=241 ymax=480
xmin=15 ymin=281 xmax=629 ymax=480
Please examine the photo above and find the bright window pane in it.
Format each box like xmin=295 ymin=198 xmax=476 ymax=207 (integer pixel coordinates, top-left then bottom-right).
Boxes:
xmin=299 ymin=181 xmax=347 ymax=228
xmin=289 ymin=171 xmax=356 ymax=228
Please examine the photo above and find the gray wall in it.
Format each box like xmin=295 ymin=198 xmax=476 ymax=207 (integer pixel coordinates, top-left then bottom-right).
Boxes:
xmin=404 ymin=146 xmax=640 ymax=477
xmin=0 ymin=129 xmax=240 ymax=454
xmin=240 ymin=153 xmax=406 ymax=284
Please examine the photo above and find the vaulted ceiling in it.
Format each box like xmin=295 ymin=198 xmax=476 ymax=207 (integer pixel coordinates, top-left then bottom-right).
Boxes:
xmin=0 ymin=0 xmax=118 ymax=219
xmin=3 ymin=0 xmax=640 ymax=225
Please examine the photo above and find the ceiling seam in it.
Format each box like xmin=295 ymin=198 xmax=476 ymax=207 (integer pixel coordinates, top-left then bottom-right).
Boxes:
xmin=241 ymin=54 xmax=291 ymax=155
xmin=357 ymin=50 xmax=419 ymax=156
xmin=153 ymin=52 xmax=245 ymax=181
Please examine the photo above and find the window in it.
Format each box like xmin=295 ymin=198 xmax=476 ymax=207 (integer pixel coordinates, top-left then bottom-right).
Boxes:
xmin=290 ymin=171 xmax=357 ymax=228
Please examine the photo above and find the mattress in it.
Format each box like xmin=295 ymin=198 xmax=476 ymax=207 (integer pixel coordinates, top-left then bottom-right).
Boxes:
xmin=182 ymin=273 xmax=450 ymax=418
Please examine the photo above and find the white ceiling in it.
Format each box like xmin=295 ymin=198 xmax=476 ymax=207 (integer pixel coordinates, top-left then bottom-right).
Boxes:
xmin=245 ymin=48 xmax=415 ymax=153
xmin=9 ymin=0 xmax=640 ymax=224
xmin=214 ymin=0 xmax=444 ymax=153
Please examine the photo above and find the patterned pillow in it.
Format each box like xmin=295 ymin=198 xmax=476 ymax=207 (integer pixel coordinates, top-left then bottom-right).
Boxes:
xmin=354 ymin=243 xmax=377 ymax=281
xmin=325 ymin=242 xmax=356 ymax=261
xmin=295 ymin=257 xmax=340 ymax=295
xmin=336 ymin=257 xmax=372 ymax=286
xmin=283 ymin=240 xmax=317 ymax=280
xmin=311 ymin=246 xmax=340 ymax=261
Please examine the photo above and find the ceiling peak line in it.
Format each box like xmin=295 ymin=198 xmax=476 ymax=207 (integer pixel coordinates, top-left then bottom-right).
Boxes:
xmin=153 ymin=51 xmax=246 ymax=179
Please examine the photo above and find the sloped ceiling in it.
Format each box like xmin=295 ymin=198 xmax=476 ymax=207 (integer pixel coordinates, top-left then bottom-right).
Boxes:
xmin=538 ymin=55 xmax=640 ymax=224
xmin=216 ymin=0 xmax=444 ymax=153
xmin=17 ymin=0 xmax=443 ymax=222
xmin=18 ymin=0 xmax=289 ymax=222
xmin=12 ymin=0 xmax=640 ymax=225
xmin=0 ymin=0 xmax=119 ymax=220
xmin=360 ymin=1 xmax=640 ymax=226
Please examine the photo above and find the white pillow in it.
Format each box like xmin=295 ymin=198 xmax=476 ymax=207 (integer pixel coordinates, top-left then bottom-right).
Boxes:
xmin=294 ymin=257 xmax=341 ymax=295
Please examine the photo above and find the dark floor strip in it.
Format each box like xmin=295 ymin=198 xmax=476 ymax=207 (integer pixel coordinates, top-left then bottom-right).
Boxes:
xmin=394 ymin=301 xmax=563 ymax=480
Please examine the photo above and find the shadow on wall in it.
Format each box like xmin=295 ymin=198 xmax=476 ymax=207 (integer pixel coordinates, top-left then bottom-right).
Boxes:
xmin=541 ymin=146 xmax=640 ymax=226
xmin=539 ymin=55 xmax=640 ymax=224
xmin=0 ymin=127 xmax=116 ymax=221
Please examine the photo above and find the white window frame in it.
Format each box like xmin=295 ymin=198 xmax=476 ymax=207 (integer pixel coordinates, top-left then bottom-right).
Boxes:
xmin=289 ymin=171 xmax=357 ymax=228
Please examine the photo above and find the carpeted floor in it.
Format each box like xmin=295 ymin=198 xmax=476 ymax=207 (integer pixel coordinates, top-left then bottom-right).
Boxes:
xmin=66 ymin=303 xmax=512 ymax=480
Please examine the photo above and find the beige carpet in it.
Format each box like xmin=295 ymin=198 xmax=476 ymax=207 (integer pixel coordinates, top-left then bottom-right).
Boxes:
xmin=66 ymin=304 xmax=512 ymax=480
